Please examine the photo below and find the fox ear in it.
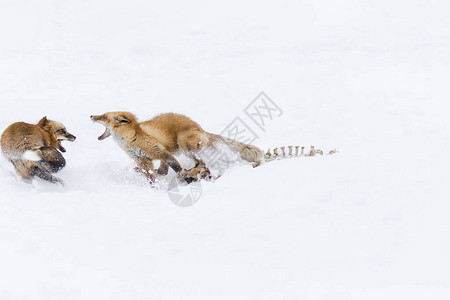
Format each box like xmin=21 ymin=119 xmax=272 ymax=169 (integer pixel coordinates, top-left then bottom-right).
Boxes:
xmin=37 ymin=116 xmax=48 ymax=128
xmin=114 ymin=115 xmax=131 ymax=124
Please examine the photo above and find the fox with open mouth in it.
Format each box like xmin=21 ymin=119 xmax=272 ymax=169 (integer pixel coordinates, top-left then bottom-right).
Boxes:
xmin=1 ymin=117 xmax=76 ymax=184
xmin=90 ymin=112 xmax=265 ymax=184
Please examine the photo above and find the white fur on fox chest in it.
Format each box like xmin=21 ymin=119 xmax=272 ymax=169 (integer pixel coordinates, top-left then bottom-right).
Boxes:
xmin=112 ymin=133 xmax=149 ymax=160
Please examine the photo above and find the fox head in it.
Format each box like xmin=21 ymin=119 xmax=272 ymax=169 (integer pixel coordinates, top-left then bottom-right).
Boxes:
xmin=90 ymin=112 xmax=137 ymax=140
xmin=37 ymin=117 xmax=76 ymax=152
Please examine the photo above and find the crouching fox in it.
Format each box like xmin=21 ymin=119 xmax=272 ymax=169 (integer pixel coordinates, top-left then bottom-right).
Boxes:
xmin=1 ymin=117 xmax=76 ymax=184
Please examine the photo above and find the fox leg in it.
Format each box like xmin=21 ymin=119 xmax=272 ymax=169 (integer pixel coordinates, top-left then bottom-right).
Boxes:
xmin=141 ymin=142 xmax=207 ymax=183
xmin=178 ymin=165 xmax=211 ymax=183
xmin=139 ymin=143 xmax=183 ymax=174
xmin=11 ymin=160 xmax=34 ymax=182
xmin=187 ymin=152 xmax=205 ymax=168
xmin=32 ymin=166 xmax=64 ymax=185
xmin=174 ymin=132 xmax=213 ymax=182
xmin=136 ymin=157 xmax=157 ymax=182
xmin=176 ymin=130 xmax=207 ymax=167
xmin=156 ymin=161 xmax=169 ymax=176
xmin=137 ymin=150 xmax=184 ymax=182
xmin=156 ymin=148 xmax=209 ymax=183
xmin=38 ymin=147 xmax=66 ymax=173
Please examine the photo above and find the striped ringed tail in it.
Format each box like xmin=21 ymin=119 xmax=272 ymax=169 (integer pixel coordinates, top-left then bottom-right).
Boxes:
xmin=264 ymin=145 xmax=338 ymax=162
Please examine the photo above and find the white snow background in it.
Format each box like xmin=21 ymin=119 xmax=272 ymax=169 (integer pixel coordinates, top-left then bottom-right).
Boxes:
xmin=1 ymin=0 xmax=450 ymax=299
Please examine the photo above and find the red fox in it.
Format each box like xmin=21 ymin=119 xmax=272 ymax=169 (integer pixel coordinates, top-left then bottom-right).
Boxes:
xmin=90 ymin=112 xmax=264 ymax=183
xmin=1 ymin=117 xmax=76 ymax=184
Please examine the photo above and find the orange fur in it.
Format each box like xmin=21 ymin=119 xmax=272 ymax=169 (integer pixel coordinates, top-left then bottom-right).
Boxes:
xmin=1 ymin=117 xmax=76 ymax=183
xmin=90 ymin=112 xmax=264 ymax=182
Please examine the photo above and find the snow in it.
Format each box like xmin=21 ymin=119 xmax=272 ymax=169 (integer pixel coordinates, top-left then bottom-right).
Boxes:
xmin=1 ymin=0 xmax=450 ymax=299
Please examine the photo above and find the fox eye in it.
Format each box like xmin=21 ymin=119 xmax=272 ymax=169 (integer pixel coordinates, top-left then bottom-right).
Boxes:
xmin=102 ymin=115 xmax=107 ymax=119
xmin=57 ymin=129 xmax=66 ymax=134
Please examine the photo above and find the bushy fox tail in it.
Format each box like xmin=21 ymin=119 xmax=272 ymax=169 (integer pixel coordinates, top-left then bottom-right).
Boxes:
xmin=207 ymin=133 xmax=265 ymax=167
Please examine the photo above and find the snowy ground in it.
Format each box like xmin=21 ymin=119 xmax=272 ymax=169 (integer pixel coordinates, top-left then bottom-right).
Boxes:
xmin=1 ymin=0 xmax=450 ymax=299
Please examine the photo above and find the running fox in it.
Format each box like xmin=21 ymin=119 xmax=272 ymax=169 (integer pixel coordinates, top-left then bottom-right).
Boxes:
xmin=1 ymin=117 xmax=76 ymax=184
xmin=90 ymin=112 xmax=264 ymax=183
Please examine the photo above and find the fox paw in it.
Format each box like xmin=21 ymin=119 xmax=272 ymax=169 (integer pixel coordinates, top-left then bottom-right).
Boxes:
xmin=178 ymin=166 xmax=211 ymax=184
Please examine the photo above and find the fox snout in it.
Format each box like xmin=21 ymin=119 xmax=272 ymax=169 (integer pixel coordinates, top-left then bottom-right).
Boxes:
xmin=90 ymin=114 xmax=108 ymax=123
xmin=91 ymin=114 xmax=112 ymax=140
xmin=55 ymin=131 xmax=76 ymax=142
xmin=54 ymin=129 xmax=76 ymax=152
xmin=65 ymin=133 xmax=76 ymax=142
